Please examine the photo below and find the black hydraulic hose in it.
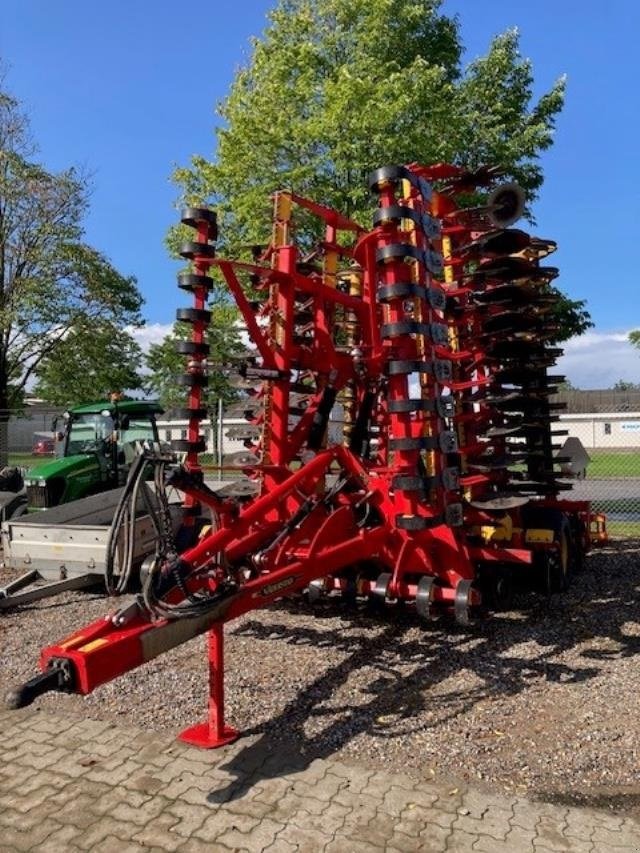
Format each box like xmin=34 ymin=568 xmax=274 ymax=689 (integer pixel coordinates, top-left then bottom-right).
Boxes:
xmin=104 ymin=452 xmax=157 ymax=595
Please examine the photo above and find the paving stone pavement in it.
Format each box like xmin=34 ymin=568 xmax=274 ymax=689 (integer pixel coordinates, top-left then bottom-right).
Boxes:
xmin=1 ymin=709 xmax=640 ymax=852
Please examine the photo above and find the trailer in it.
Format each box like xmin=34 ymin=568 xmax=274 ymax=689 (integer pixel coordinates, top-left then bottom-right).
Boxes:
xmin=9 ymin=161 xmax=603 ymax=749
xmin=0 ymin=484 xmax=182 ymax=610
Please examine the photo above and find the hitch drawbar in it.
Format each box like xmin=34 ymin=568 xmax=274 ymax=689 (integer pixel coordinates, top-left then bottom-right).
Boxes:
xmin=6 ymin=658 xmax=74 ymax=709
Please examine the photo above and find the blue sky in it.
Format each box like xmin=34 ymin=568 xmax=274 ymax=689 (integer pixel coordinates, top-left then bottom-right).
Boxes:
xmin=2 ymin=1 xmax=639 ymax=387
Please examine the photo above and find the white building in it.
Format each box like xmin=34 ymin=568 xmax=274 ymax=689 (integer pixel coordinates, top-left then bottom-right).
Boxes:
xmin=559 ymin=412 xmax=640 ymax=450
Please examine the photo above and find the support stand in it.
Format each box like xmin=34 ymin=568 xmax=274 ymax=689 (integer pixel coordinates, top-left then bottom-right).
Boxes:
xmin=178 ymin=623 xmax=239 ymax=749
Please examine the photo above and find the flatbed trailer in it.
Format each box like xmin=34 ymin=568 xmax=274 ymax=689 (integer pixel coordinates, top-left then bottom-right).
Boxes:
xmin=0 ymin=487 xmax=180 ymax=610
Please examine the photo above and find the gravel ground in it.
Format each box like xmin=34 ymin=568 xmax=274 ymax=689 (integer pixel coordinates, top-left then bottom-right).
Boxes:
xmin=2 ymin=539 xmax=640 ymax=815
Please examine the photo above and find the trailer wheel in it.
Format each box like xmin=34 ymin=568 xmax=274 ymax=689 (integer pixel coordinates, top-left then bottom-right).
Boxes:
xmin=10 ymin=503 xmax=28 ymax=519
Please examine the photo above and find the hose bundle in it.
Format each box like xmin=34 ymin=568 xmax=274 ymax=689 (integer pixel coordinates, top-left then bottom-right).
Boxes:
xmin=104 ymin=447 xmax=176 ymax=595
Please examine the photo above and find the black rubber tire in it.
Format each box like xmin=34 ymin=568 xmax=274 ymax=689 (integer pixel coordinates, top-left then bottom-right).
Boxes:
xmin=534 ymin=516 xmax=571 ymax=595
xmin=569 ymin=517 xmax=587 ymax=574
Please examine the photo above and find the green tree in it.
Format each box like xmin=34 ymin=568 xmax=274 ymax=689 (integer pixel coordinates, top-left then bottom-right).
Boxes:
xmin=612 ymin=379 xmax=640 ymax=392
xmin=171 ymin=0 xmax=588 ymax=339
xmin=33 ymin=321 xmax=144 ymax=406
xmin=0 ymin=78 xmax=144 ymax=461
xmin=629 ymin=330 xmax=640 ymax=350
xmin=145 ymin=305 xmax=244 ymax=411
xmin=145 ymin=303 xmax=245 ymax=459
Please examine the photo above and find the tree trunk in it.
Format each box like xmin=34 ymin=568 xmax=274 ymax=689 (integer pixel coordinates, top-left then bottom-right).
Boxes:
xmin=0 ymin=410 xmax=9 ymax=468
xmin=0 ymin=366 xmax=10 ymax=467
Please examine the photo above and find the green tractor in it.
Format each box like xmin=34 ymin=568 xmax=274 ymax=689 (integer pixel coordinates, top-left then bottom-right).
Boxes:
xmin=22 ymin=399 xmax=164 ymax=511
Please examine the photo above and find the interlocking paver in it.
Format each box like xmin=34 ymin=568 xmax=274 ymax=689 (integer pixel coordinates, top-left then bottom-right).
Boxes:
xmin=90 ymin=837 xmax=148 ymax=853
xmin=165 ymin=800 xmax=212 ymax=838
xmin=325 ymin=836 xmax=384 ymax=852
xmin=505 ymin=825 xmax=537 ymax=851
xmin=84 ymin=757 xmax=143 ymax=786
xmin=130 ymin=812 xmax=182 ymax=851
xmin=564 ymin=813 xmax=595 ymax=842
xmin=402 ymin=803 xmax=457 ymax=831
xmin=513 ymin=798 xmax=546 ymax=830
xmin=180 ymin=838 xmax=237 ymax=853
xmin=75 ymin=816 xmax=143 ymax=851
xmin=0 ymin=819 xmax=63 ymax=852
xmin=443 ymin=827 xmax=478 ymax=851
xmin=336 ymin=814 xmax=395 ymax=848
xmin=31 ymin=823 xmax=84 ymax=852
xmin=192 ymin=809 xmax=255 ymax=843
xmin=217 ymin=815 xmax=285 ymax=851
xmin=420 ymin=821 xmax=455 ymax=851
xmin=3 ymin=709 xmax=640 ymax=853
xmin=292 ymin=801 xmax=349 ymax=835
xmin=592 ymin=823 xmax=640 ymax=848
xmin=453 ymin=808 xmax=510 ymax=840
xmin=0 ymin=783 xmax=60 ymax=814
xmin=536 ymin=814 xmax=572 ymax=850
xmin=393 ymin=828 xmax=435 ymax=853
xmin=0 ymin=797 xmax=61 ymax=829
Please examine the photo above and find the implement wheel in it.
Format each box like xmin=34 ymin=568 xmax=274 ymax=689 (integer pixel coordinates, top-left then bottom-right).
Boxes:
xmin=536 ymin=516 xmax=571 ymax=595
xmin=569 ymin=516 xmax=587 ymax=573
xmin=454 ymin=579 xmax=475 ymax=626
xmin=416 ymin=576 xmax=436 ymax=622
xmin=368 ymin=572 xmax=391 ymax=614
xmin=307 ymin=578 xmax=327 ymax=606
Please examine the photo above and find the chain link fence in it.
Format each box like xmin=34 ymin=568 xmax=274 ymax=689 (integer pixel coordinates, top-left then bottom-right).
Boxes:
xmin=3 ymin=398 xmax=639 ymax=538
xmin=555 ymin=391 xmax=640 ymax=538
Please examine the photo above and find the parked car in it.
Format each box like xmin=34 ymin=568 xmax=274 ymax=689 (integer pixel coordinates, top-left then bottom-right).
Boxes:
xmin=31 ymin=435 xmax=55 ymax=456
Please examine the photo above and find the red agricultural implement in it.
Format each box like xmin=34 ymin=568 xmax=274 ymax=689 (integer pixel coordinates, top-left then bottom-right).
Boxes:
xmin=9 ymin=163 xmax=596 ymax=748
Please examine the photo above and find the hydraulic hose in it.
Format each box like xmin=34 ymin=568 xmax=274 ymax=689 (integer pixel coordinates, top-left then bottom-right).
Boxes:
xmin=104 ymin=450 xmax=169 ymax=595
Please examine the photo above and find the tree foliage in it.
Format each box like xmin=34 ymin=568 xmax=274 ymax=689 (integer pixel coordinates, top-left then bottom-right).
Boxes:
xmin=612 ymin=379 xmax=640 ymax=392
xmin=629 ymin=330 xmax=640 ymax=351
xmin=174 ymin=2 xmax=561 ymax=233
xmin=170 ymin=0 xmax=588 ymax=339
xmin=145 ymin=303 xmax=245 ymax=412
xmin=33 ymin=321 xmax=145 ymax=406
xmin=0 ymin=76 xmax=144 ymax=436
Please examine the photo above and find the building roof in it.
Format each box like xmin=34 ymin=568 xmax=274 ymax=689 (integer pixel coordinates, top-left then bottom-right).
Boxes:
xmin=69 ymin=400 xmax=164 ymax=417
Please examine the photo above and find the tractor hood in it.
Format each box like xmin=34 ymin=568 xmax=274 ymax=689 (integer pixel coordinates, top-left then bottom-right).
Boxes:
xmin=24 ymin=454 xmax=99 ymax=484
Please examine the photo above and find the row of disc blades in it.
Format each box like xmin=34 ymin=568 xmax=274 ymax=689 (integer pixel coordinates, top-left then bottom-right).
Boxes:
xmin=450 ymin=228 xmax=570 ymax=511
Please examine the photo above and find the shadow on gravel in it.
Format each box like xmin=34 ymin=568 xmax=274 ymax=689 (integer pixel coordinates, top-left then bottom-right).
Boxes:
xmin=208 ymin=540 xmax=640 ymax=805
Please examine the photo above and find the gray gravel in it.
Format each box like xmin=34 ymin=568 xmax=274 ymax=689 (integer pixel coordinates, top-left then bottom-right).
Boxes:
xmin=2 ymin=539 xmax=640 ymax=815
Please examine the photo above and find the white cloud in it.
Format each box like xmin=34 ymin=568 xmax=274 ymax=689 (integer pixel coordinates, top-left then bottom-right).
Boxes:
xmin=127 ymin=323 xmax=173 ymax=354
xmin=125 ymin=323 xmax=640 ymax=390
xmin=558 ymin=328 xmax=640 ymax=389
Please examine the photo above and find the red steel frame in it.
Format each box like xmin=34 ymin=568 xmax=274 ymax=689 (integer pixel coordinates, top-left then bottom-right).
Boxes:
xmin=27 ymin=163 xmax=594 ymax=748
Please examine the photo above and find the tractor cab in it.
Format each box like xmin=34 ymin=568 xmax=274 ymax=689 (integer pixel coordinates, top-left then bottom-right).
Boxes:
xmin=24 ymin=400 xmax=163 ymax=509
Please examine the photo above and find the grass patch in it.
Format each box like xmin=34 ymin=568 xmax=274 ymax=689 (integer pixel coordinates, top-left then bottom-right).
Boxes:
xmin=606 ymin=521 xmax=640 ymax=538
xmin=587 ymin=451 xmax=640 ymax=478
xmin=8 ymin=453 xmax=41 ymax=469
